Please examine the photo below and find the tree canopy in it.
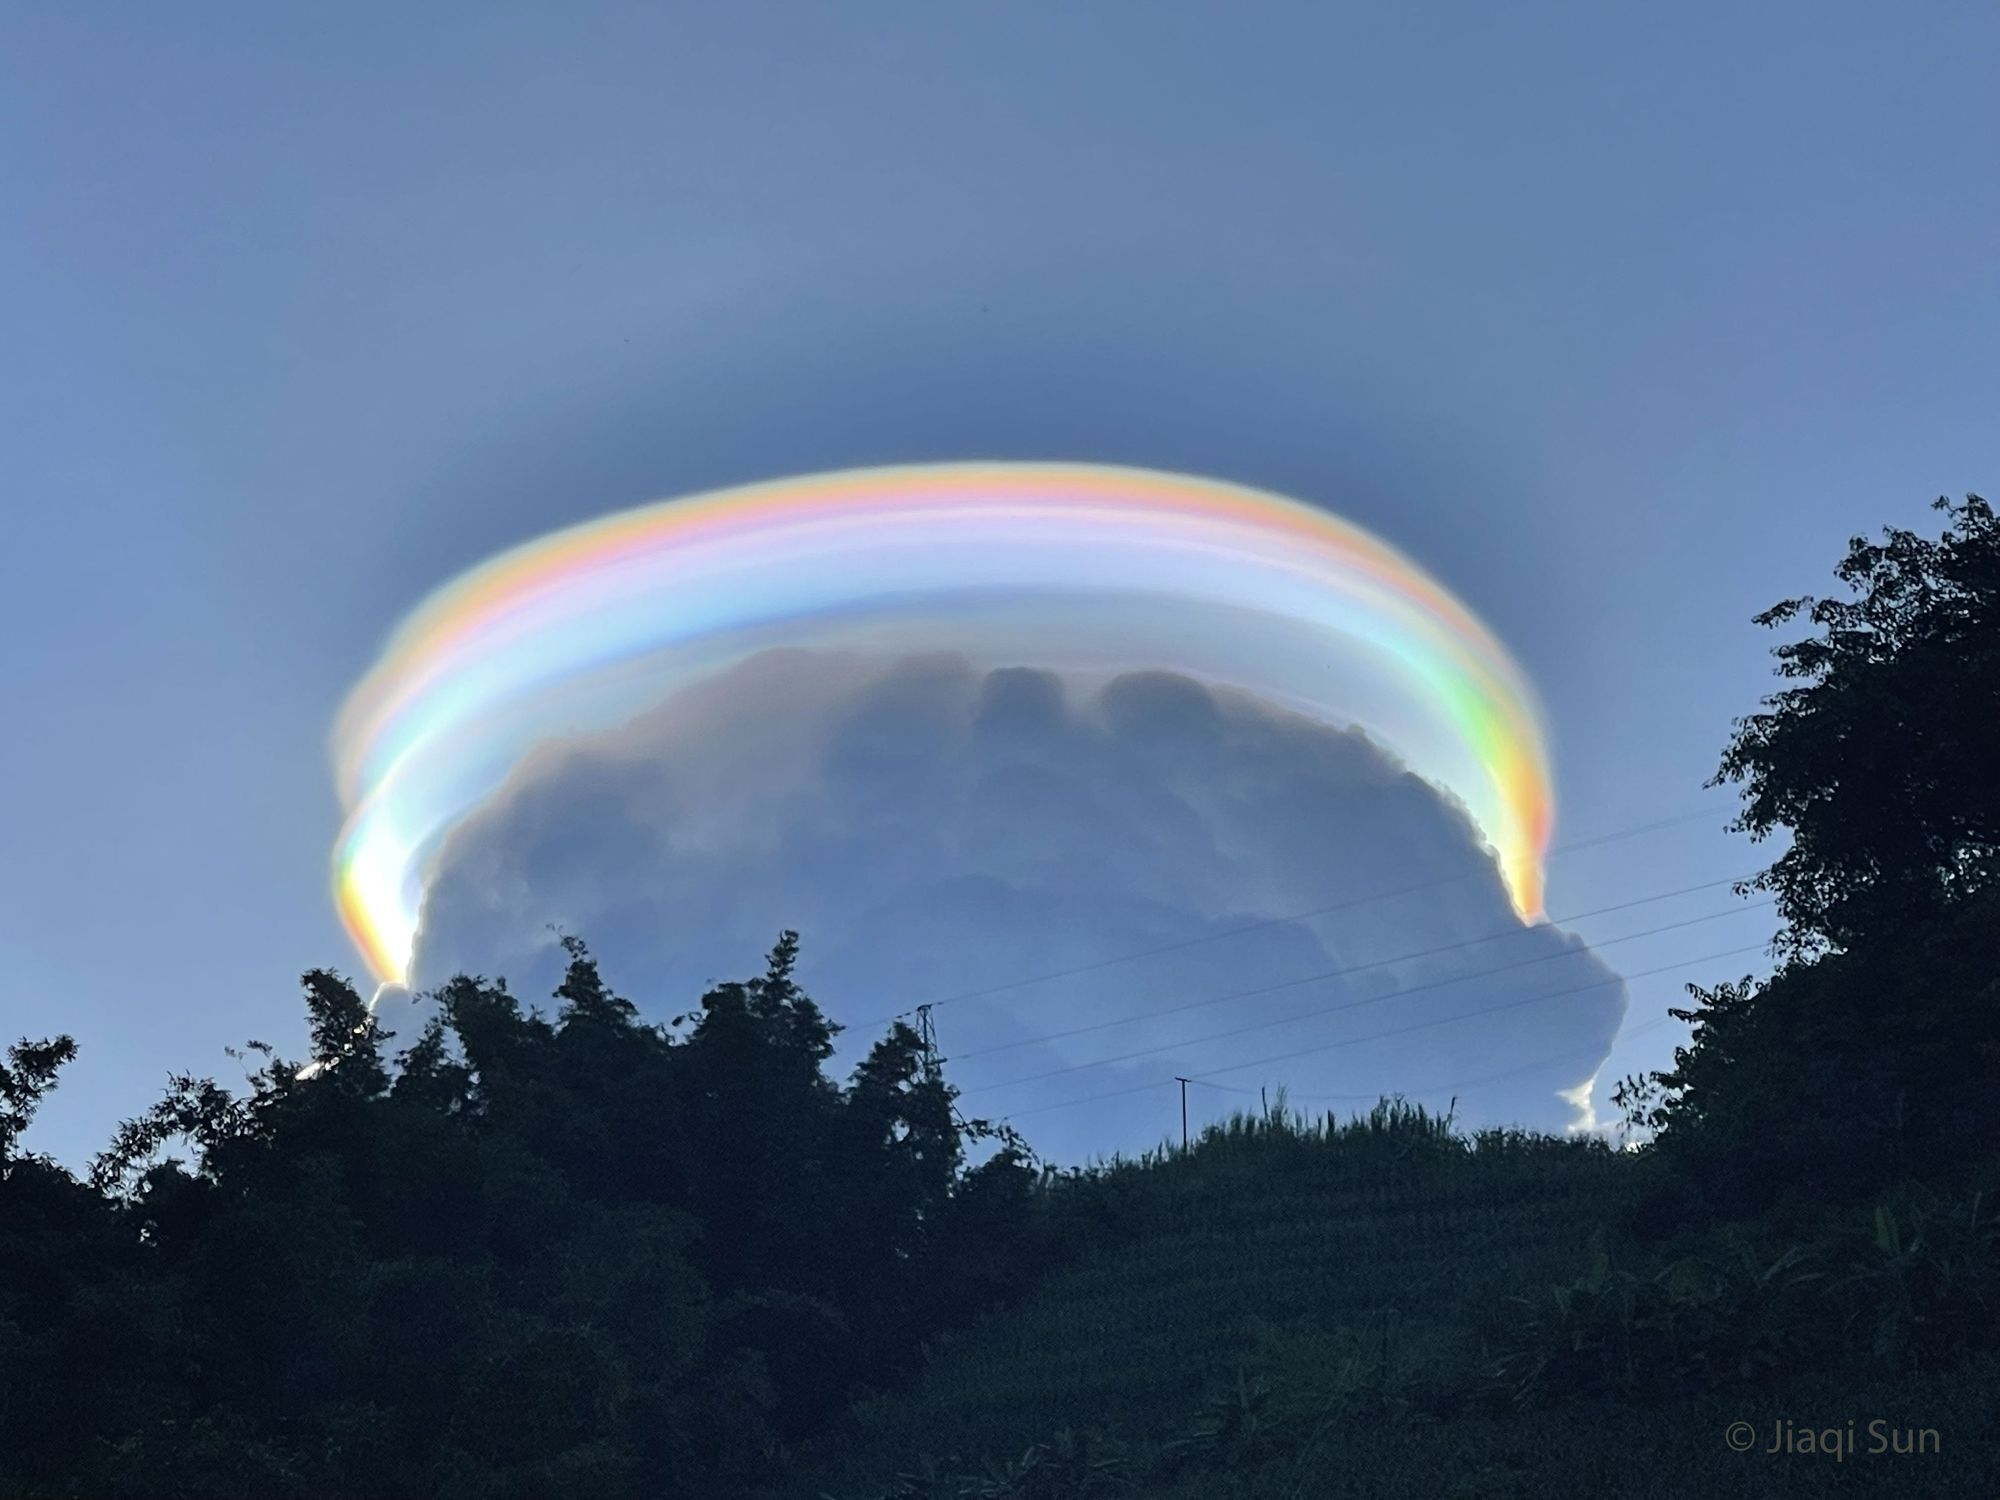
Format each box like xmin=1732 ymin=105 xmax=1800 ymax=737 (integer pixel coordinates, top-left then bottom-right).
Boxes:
xmin=1 ymin=934 xmax=1050 ymax=1499
xmin=1712 ymin=494 xmax=1997 ymax=959
xmin=1623 ymin=496 xmax=2000 ymax=1210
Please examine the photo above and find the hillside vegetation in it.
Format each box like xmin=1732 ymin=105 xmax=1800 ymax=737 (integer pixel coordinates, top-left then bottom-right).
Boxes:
xmin=788 ymin=1110 xmax=2000 ymax=1498
xmin=798 ymin=1108 xmax=1626 ymax=1485
xmin=1 ymin=497 xmax=1994 ymax=1498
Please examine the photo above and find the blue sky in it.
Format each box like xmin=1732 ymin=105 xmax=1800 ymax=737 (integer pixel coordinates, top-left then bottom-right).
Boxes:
xmin=4 ymin=3 xmax=1995 ymax=1166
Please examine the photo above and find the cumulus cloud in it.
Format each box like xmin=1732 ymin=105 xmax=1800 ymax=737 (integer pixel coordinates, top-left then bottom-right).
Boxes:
xmin=410 ymin=650 xmax=1626 ymax=1162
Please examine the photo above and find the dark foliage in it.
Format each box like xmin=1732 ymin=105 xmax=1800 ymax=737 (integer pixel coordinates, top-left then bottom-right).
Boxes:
xmin=1613 ymin=496 xmax=2000 ymax=1213
xmin=0 ymin=934 xmax=1053 ymax=1499
xmin=1712 ymin=494 xmax=1998 ymax=959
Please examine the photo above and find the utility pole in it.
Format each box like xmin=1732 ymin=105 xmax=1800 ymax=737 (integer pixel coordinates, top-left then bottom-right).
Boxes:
xmin=912 ymin=1003 xmax=985 ymax=1139
xmin=1175 ymin=1077 xmax=1190 ymax=1152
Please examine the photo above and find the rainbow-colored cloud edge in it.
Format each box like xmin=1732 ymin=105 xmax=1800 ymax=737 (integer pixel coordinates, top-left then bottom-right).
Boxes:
xmin=331 ymin=463 xmax=1555 ymax=985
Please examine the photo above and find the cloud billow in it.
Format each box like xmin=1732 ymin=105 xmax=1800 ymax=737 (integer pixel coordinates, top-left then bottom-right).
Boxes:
xmin=411 ymin=651 xmax=1624 ymax=1162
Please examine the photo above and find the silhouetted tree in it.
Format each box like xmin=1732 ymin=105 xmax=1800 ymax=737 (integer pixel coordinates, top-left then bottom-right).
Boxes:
xmin=1714 ymin=494 xmax=1997 ymax=959
xmin=0 ymin=1034 xmax=75 ymax=1169
xmin=1636 ymin=496 xmax=2000 ymax=1209
xmin=302 ymin=967 xmax=391 ymax=1094
xmin=0 ymin=930 xmax=1079 ymax=1498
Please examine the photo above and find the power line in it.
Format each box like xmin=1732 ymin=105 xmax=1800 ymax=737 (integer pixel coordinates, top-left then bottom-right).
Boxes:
xmin=945 ymin=871 xmax=1756 ymax=1065
xmin=959 ymin=899 xmax=1772 ymax=1098
xmin=1137 ymin=946 xmax=1763 ymax=1089
xmin=843 ymin=804 xmax=1728 ymax=1030
xmin=1192 ymin=1010 xmax=1688 ymax=1106
xmin=992 ymin=939 xmax=1767 ymax=1123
